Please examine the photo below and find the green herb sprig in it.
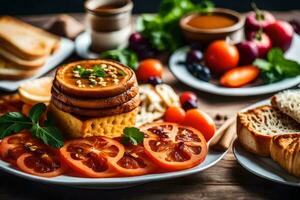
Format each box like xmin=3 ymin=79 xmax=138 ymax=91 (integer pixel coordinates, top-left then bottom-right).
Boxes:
xmin=100 ymin=48 xmax=138 ymax=70
xmin=254 ymin=48 xmax=300 ymax=83
xmin=73 ymin=65 xmax=106 ymax=78
xmin=121 ymin=127 xmax=144 ymax=145
xmin=0 ymin=103 xmax=64 ymax=148
xmin=138 ymin=0 xmax=214 ymax=52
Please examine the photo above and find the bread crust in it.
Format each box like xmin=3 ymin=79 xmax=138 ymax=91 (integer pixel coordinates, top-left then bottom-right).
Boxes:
xmin=237 ymin=105 xmax=300 ymax=156
xmin=271 ymin=134 xmax=300 ymax=177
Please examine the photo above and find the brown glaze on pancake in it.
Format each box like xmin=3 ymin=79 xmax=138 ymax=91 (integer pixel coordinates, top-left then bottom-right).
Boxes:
xmin=54 ymin=59 xmax=137 ymax=98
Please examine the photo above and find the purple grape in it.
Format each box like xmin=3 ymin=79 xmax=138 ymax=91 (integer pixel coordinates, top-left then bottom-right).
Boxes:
xmin=236 ymin=41 xmax=259 ymax=65
xmin=186 ymin=49 xmax=203 ymax=64
xmin=129 ymin=32 xmax=147 ymax=50
xmin=182 ymin=99 xmax=198 ymax=111
xmin=289 ymin=20 xmax=300 ymax=34
xmin=147 ymin=76 xmax=162 ymax=86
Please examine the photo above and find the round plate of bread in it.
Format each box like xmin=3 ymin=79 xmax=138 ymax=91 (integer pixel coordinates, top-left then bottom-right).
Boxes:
xmin=234 ymin=90 xmax=300 ymax=186
xmin=0 ymin=59 xmax=228 ymax=189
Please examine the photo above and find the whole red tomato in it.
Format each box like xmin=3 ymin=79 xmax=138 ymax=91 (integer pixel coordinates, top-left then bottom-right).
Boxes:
xmin=136 ymin=59 xmax=163 ymax=82
xmin=204 ymin=40 xmax=239 ymax=74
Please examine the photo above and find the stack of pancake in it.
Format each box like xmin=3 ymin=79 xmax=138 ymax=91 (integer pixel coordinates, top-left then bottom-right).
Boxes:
xmin=50 ymin=59 xmax=139 ymax=138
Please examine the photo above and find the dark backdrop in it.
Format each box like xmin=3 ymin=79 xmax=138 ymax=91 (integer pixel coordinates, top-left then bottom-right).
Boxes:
xmin=0 ymin=0 xmax=299 ymax=15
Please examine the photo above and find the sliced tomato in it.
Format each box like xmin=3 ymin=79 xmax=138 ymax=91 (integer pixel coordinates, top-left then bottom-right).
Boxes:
xmin=0 ymin=132 xmax=40 ymax=163
xmin=220 ymin=65 xmax=260 ymax=88
xmin=113 ymin=144 xmax=157 ymax=176
xmin=59 ymin=137 xmax=124 ymax=178
xmin=141 ymin=122 xmax=207 ymax=171
xmin=16 ymin=150 xmax=67 ymax=177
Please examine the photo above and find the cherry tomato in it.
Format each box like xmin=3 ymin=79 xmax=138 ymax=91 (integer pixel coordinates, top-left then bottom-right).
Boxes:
xmin=137 ymin=59 xmax=163 ymax=82
xmin=113 ymin=144 xmax=157 ymax=176
xmin=179 ymin=92 xmax=197 ymax=105
xmin=60 ymin=137 xmax=124 ymax=178
xmin=204 ymin=40 xmax=239 ymax=74
xmin=220 ymin=65 xmax=260 ymax=88
xmin=141 ymin=122 xmax=207 ymax=171
xmin=184 ymin=109 xmax=216 ymax=141
xmin=164 ymin=106 xmax=186 ymax=124
xmin=0 ymin=132 xmax=40 ymax=164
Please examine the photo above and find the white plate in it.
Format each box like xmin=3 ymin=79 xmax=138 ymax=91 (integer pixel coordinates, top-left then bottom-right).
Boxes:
xmin=169 ymin=34 xmax=300 ymax=96
xmin=0 ymin=148 xmax=227 ymax=189
xmin=233 ymin=99 xmax=300 ymax=187
xmin=75 ymin=32 xmax=99 ymax=59
xmin=0 ymin=38 xmax=74 ymax=92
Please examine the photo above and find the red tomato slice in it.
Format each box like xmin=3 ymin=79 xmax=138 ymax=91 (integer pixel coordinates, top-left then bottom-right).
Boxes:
xmin=141 ymin=122 xmax=207 ymax=171
xmin=16 ymin=150 xmax=67 ymax=177
xmin=114 ymin=144 xmax=157 ymax=176
xmin=0 ymin=132 xmax=40 ymax=164
xmin=59 ymin=137 xmax=124 ymax=178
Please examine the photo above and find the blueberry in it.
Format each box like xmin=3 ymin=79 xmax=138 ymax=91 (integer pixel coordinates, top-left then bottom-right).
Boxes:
xmin=182 ymin=99 xmax=198 ymax=111
xmin=187 ymin=63 xmax=211 ymax=82
xmin=186 ymin=49 xmax=203 ymax=64
xmin=147 ymin=76 xmax=163 ymax=86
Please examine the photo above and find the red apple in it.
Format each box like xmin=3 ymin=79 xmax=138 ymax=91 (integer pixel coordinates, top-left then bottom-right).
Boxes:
xmin=265 ymin=21 xmax=294 ymax=51
xmin=245 ymin=10 xmax=275 ymax=32
xmin=236 ymin=41 xmax=259 ymax=65
xmin=247 ymin=31 xmax=272 ymax=58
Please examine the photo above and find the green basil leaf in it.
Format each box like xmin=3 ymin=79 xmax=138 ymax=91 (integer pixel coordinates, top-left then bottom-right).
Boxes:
xmin=122 ymin=127 xmax=144 ymax=145
xmin=29 ymin=103 xmax=47 ymax=123
xmin=0 ymin=123 xmax=32 ymax=138
xmin=30 ymin=124 xmax=64 ymax=148
xmin=0 ymin=112 xmax=30 ymax=124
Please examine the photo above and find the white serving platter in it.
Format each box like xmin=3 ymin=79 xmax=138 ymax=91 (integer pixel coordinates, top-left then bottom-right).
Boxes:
xmin=0 ymin=37 xmax=74 ymax=92
xmin=233 ymin=99 xmax=300 ymax=187
xmin=0 ymin=148 xmax=227 ymax=189
xmin=169 ymin=34 xmax=300 ymax=96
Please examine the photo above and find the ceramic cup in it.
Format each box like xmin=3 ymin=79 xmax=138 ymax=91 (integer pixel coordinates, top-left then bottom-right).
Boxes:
xmin=85 ymin=0 xmax=133 ymax=52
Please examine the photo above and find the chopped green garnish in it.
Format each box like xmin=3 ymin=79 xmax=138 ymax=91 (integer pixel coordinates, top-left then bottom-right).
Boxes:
xmin=92 ymin=65 xmax=106 ymax=77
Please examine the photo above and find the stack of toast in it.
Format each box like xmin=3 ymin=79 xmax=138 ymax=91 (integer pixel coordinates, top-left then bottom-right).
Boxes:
xmin=237 ymin=89 xmax=300 ymax=177
xmin=0 ymin=16 xmax=60 ymax=80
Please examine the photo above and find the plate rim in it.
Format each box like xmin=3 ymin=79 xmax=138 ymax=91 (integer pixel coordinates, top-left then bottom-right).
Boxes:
xmin=233 ymin=99 xmax=300 ymax=187
xmin=169 ymin=34 xmax=300 ymax=96
xmin=0 ymin=149 xmax=228 ymax=187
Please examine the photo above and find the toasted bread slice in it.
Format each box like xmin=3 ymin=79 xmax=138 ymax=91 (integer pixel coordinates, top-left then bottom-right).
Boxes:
xmin=271 ymin=89 xmax=300 ymax=124
xmin=0 ymin=47 xmax=45 ymax=69
xmin=49 ymin=103 xmax=137 ymax=138
xmin=0 ymin=58 xmax=38 ymax=80
xmin=0 ymin=16 xmax=60 ymax=60
xmin=271 ymin=134 xmax=300 ymax=177
xmin=237 ymin=105 xmax=300 ymax=156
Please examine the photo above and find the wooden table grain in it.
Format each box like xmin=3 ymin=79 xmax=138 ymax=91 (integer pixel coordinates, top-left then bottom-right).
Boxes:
xmin=1 ymin=12 xmax=300 ymax=200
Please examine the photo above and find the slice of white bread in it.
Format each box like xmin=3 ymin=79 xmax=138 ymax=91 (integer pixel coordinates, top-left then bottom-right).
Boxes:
xmin=270 ymin=134 xmax=300 ymax=178
xmin=0 ymin=16 xmax=60 ymax=60
xmin=272 ymin=89 xmax=300 ymax=124
xmin=0 ymin=57 xmax=39 ymax=80
xmin=0 ymin=47 xmax=46 ymax=69
xmin=237 ymin=105 xmax=300 ymax=156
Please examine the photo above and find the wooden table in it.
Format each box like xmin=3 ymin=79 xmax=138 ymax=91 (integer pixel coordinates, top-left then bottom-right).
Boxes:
xmin=1 ymin=12 xmax=300 ymax=200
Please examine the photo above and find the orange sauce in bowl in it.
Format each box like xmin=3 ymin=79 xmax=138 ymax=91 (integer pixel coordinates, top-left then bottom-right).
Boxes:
xmin=187 ymin=14 xmax=237 ymax=29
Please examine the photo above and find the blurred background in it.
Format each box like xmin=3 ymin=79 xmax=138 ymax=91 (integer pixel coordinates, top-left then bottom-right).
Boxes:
xmin=0 ymin=0 xmax=300 ymax=15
